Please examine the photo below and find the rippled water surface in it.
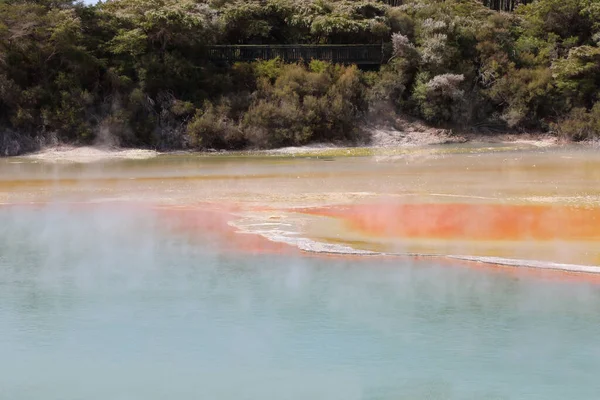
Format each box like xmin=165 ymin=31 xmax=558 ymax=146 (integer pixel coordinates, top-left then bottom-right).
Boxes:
xmin=2 ymin=206 xmax=600 ymax=399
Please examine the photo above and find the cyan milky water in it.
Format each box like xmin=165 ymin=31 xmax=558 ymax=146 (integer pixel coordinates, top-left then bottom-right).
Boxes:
xmin=2 ymin=205 xmax=600 ymax=400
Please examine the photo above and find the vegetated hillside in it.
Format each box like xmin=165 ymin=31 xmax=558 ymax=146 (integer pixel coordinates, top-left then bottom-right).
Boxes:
xmin=0 ymin=0 xmax=598 ymax=155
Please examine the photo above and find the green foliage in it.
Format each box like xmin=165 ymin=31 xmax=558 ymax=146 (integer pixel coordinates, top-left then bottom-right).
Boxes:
xmin=0 ymin=0 xmax=98 ymax=142
xmin=516 ymin=0 xmax=597 ymax=45
xmin=219 ymin=0 xmax=391 ymax=44
xmin=187 ymin=101 xmax=244 ymax=149
xmin=552 ymin=103 xmax=600 ymax=141
xmin=101 ymin=0 xmax=215 ymax=51
xmin=490 ymin=67 xmax=560 ymax=128
xmin=185 ymin=62 xmax=367 ymax=149
xmin=170 ymin=100 xmax=195 ymax=117
xmin=1 ymin=0 xmax=600 ymax=155
xmin=242 ymin=63 xmax=367 ymax=148
xmin=551 ymin=46 xmax=600 ymax=107
xmin=254 ymin=58 xmax=284 ymax=82
xmin=412 ymin=73 xmax=466 ymax=123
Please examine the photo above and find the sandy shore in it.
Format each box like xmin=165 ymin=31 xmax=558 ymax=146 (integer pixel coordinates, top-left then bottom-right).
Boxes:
xmin=267 ymin=131 xmax=558 ymax=156
xmin=13 ymin=127 xmax=561 ymax=162
xmin=23 ymin=146 xmax=159 ymax=163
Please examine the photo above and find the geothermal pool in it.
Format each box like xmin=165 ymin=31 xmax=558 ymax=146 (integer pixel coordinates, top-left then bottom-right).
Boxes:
xmin=1 ymin=144 xmax=600 ymax=398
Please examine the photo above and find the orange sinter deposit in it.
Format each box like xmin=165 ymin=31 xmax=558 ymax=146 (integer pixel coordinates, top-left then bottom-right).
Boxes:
xmin=154 ymin=204 xmax=300 ymax=256
xmin=301 ymin=203 xmax=600 ymax=242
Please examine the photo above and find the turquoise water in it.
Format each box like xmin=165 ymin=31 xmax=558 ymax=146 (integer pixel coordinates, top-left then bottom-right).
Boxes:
xmin=2 ymin=206 xmax=600 ymax=399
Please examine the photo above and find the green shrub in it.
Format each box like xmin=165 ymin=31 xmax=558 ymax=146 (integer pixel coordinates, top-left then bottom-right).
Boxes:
xmin=254 ymin=58 xmax=284 ymax=83
xmin=3 ymin=0 xmax=600 ymax=155
xmin=488 ymin=67 xmax=562 ymax=128
xmin=170 ymin=100 xmax=195 ymax=117
xmin=242 ymin=62 xmax=367 ymax=148
xmin=412 ymin=73 xmax=465 ymax=124
xmin=243 ymin=98 xmax=308 ymax=148
xmin=552 ymin=103 xmax=600 ymax=141
xmin=368 ymin=34 xmax=419 ymax=111
xmin=551 ymin=46 xmax=600 ymax=108
xmin=387 ymin=8 xmax=415 ymax=37
xmin=187 ymin=102 xmax=245 ymax=149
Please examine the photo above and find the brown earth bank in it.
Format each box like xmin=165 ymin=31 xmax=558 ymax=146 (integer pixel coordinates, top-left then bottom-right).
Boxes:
xmin=364 ymin=125 xmax=559 ymax=148
xmin=13 ymin=129 xmax=560 ymax=162
xmin=0 ymin=113 xmax=565 ymax=158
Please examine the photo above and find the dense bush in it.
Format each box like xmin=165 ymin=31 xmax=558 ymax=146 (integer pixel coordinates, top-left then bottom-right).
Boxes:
xmin=412 ymin=73 xmax=466 ymax=124
xmin=187 ymin=101 xmax=244 ymax=149
xmin=552 ymin=103 xmax=600 ymax=141
xmin=1 ymin=0 xmax=600 ymax=155
xmin=188 ymin=60 xmax=367 ymax=149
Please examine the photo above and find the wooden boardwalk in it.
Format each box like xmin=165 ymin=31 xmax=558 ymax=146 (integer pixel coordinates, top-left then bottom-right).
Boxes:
xmin=207 ymin=44 xmax=384 ymax=65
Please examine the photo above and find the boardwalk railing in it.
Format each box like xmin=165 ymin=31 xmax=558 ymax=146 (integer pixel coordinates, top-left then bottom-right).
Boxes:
xmin=207 ymin=44 xmax=384 ymax=65
xmin=382 ymin=0 xmax=531 ymax=10
xmin=482 ymin=0 xmax=530 ymax=11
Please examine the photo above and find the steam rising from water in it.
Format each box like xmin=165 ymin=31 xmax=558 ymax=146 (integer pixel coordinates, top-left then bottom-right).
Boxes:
xmin=3 ymin=147 xmax=600 ymax=398
xmin=2 ymin=205 xmax=600 ymax=399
